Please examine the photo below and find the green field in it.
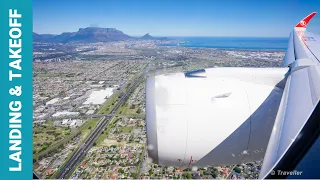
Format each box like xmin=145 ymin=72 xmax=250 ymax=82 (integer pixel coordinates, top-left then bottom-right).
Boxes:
xmin=38 ymin=73 xmax=61 ymax=77
xmin=45 ymin=120 xmax=54 ymax=126
xmin=116 ymin=103 xmax=140 ymax=115
xmin=115 ymin=77 xmax=144 ymax=115
xmin=80 ymin=118 xmax=100 ymax=139
xmin=96 ymin=117 xmax=121 ymax=145
xmin=119 ymin=126 xmax=133 ymax=133
xmin=96 ymin=130 xmax=108 ymax=146
xmin=33 ymin=126 xmax=71 ymax=155
xmin=33 ymin=118 xmax=100 ymax=160
xmin=48 ymin=118 xmax=101 ymax=179
xmin=98 ymin=71 xmax=144 ymax=115
xmin=38 ymin=73 xmax=81 ymax=77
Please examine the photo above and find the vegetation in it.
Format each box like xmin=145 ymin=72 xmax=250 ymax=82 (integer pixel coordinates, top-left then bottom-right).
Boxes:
xmin=182 ymin=173 xmax=192 ymax=179
xmin=118 ymin=126 xmax=133 ymax=133
xmin=80 ymin=118 xmax=100 ymax=139
xmin=99 ymin=72 xmax=143 ymax=115
xmin=233 ymin=166 xmax=242 ymax=173
xmin=118 ymin=168 xmax=124 ymax=173
xmin=149 ymin=169 xmax=153 ymax=176
xmin=33 ymin=125 xmax=72 ymax=157
xmin=38 ymin=73 xmax=81 ymax=77
xmin=96 ymin=117 xmax=120 ymax=145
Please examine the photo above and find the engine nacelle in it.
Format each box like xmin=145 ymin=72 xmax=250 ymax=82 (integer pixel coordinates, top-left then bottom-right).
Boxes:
xmin=146 ymin=67 xmax=288 ymax=167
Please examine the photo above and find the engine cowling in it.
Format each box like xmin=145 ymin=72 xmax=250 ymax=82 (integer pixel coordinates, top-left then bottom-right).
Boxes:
xmin=146 ymin=67 xmax=288 ymax=167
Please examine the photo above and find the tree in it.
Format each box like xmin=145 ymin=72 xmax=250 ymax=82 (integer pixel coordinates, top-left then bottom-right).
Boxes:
xmin=186 ymin=173 xmax=192 ymax=179
xmin=182 ymin=173 xmax=186 ymax=179
xmin=233 ymin=167 xmax=241 ymax=173
xmin=132 ymin=173 xmax=137 ymax=179
xmin=118 ymin=168 xmax=124 ymax=173
xmin=212 ymin=173 xmax=217 ymax=178
xmin=212 ymin=170 xmax=219 ymax=178
xmin=88 ymin=126 xmax=92 ymax=130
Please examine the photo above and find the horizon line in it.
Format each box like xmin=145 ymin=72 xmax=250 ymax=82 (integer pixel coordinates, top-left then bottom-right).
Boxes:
xmin=33 ymin=31 xmax=288 ymax=39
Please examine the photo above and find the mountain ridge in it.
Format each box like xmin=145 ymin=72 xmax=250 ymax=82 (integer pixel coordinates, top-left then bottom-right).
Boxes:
xmin=33 ymin=28 xmax=169 ymax=43
xmin=33 ymin=27 xmax=132 ymax=43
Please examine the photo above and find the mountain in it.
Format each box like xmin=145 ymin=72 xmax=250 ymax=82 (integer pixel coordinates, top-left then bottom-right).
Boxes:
xmin=33 ymin=27 xmax=132 ymax=43
xmin=139 ymin=33 xmax=169 ymax=41
xmin=33 ymin=32 xmax=56 ymax=42
xmin=139 ymin=33 xmax=156 ymax=40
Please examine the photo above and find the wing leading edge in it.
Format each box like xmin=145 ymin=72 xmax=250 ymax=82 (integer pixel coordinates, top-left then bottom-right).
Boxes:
xmin=260 ymin=12 xmax=320 ymax=179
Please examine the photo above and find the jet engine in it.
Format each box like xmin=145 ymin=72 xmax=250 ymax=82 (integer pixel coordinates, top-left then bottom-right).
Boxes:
xmin=146 ymin=67 xmax=288 ymax=167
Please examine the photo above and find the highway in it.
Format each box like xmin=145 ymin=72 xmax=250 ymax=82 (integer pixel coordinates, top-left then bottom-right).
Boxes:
xmin=56 ymin=73 xmax=145 ymax=179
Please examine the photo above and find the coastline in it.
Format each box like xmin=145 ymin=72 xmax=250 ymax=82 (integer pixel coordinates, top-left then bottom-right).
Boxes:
xmin=156 ymin=36 xmax=288 ymax=51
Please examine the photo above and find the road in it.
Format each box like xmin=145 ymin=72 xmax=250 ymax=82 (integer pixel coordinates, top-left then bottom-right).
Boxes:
xmin=56 ymin=73 xmax=145 ymax=179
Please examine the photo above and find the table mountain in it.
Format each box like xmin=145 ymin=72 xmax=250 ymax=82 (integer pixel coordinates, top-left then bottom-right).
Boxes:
xmin=33 ymin=27 xmax=132 ymax=43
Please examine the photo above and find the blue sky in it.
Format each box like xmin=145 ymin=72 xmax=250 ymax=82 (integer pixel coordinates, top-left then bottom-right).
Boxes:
xmin=33 ymin=0 xmax=320 ymax=37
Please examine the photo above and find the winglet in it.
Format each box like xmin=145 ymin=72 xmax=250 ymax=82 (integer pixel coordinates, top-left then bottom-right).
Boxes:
xmin=295 ymin=12 xmax=317 ymax=28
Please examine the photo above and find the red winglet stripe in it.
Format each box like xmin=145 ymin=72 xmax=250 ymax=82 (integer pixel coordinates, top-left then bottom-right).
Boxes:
xmin=295 ymin=12 xmax=317 ymax=28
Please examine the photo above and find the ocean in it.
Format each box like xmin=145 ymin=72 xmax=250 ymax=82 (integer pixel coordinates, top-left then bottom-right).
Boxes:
xmin=158 ymin=37 xmax=289 ymax=50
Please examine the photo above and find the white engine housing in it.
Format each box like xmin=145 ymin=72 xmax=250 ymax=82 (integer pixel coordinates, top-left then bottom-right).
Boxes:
xmin=146 ymin=67 xmax=288 ymax=167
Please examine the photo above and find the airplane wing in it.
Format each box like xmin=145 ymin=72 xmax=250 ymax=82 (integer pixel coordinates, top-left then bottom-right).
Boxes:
xmin=259 ymin=12 xmax=320 ymax=179
xmin=145 ymin=12 xmax=320 ymax=179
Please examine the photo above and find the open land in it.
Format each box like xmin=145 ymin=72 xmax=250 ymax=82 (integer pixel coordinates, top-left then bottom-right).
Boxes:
xmin=33 ymin=39 xmax=284 ymax=179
